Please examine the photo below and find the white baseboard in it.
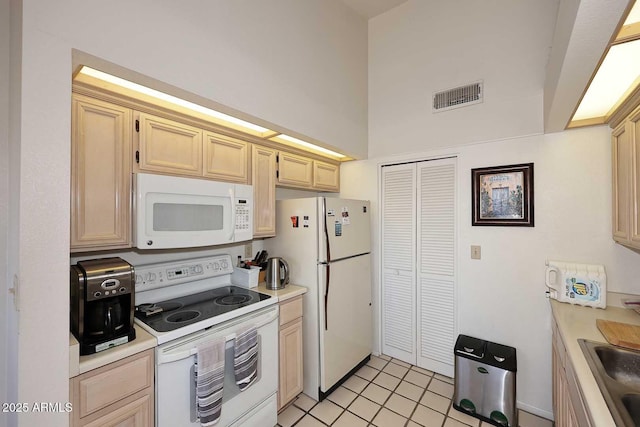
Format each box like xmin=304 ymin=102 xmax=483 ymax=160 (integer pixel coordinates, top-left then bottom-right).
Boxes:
xmin=517 ymin=401 xmax=553 ymax=421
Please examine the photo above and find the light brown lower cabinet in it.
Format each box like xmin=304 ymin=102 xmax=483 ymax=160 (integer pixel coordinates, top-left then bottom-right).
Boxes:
xmin=278 ymin=296 xmax=304 ymax=411
xmin=70 ymin=349 xmax=154 ymax=427
xmin=552 ymin=319 xmax=592 ymax=427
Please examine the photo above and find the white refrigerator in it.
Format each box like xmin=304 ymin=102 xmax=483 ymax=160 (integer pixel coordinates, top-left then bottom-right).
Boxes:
xmin=264 ymin=197 xmax=372 ymax=401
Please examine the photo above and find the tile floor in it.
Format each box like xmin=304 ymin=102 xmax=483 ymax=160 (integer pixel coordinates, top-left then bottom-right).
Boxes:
xmin=277 ymin=354 xmax=552 ymax=427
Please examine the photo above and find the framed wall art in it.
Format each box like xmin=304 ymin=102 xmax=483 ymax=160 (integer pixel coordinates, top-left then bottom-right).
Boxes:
xmin=471 ymin=163 xmax=534 ymax=226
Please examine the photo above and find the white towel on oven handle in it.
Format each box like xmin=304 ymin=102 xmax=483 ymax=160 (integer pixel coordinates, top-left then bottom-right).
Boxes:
xmin=196 ymin=338 xmax=225 ymax=426
xmin=233 ymin=325 xmax=258 ymax=391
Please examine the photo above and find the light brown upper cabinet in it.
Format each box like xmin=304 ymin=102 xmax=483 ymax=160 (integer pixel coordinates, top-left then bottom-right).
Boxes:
xmin=277 ymin=151 xmax=313 ymax=188
xmin=135 ymin=112 xmax=203 ymax=177
xmin=71 ymin=94 xmax=132 ymax=252
xmin=252 ymin=145 xmax=277 ymax=237
xmin=276 ymin=151 xmax=340 ymax=192
xmin=612 ymin=104 xmax=640 ymax=249
xmin=312 ymin=160 xmax=340 ymax=192
xmin=203 ymin=132 xmax=249 ymax=183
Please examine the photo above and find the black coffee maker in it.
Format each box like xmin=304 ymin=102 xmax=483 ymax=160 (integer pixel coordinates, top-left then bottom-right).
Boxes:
xmin=70 ymin=258 xmax=136 ymax=355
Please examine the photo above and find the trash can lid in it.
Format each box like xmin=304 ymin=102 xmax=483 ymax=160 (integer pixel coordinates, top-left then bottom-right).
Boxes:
xmin=486 ymin=342 xmax=517 ymax=372
xmin=454 ymin=335 xmax=485 ymax=359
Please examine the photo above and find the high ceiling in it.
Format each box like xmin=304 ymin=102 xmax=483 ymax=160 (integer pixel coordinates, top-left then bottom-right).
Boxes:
xmin=340 ymin=0 xmax=408 ymax=19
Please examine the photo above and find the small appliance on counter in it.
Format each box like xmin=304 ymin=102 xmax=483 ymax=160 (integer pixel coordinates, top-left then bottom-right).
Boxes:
xmin=70 ymin=257 xmax=136 ymax=355
xmin=265 ymin=257 xmax=289 ymax=290
xmin=545 ymin=260 xmax=606 ymax=308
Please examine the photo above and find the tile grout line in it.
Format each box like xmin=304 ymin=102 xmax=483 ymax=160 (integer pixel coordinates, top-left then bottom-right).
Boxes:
xmin=283 ymin=355 xmax=487 ymax=427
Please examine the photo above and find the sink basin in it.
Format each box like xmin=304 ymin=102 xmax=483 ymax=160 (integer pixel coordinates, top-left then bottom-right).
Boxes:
xmin=579 ymin=340 xmax=640 ymax=427
xmin=596 ymin=346 xmax=640 ymax=388
xmin=622 ymin=394 xmax=640 ymax=426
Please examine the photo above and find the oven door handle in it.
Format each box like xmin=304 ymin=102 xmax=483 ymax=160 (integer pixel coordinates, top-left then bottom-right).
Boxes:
xmin=156 ymin=306 xmax=278 ymax=364
xmin=191 ymin=364 xmax=198 ymax=423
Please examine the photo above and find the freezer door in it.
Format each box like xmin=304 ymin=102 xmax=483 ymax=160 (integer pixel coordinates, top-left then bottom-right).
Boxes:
xmin=318 ymin=254 xmax=372 ymax=392
xmin=319 ymin=198 xmax=371 ymax=262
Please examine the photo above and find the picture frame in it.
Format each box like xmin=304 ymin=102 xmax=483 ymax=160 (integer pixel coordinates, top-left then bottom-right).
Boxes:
xmin=471 ymin=163 xmax=534 ymax=226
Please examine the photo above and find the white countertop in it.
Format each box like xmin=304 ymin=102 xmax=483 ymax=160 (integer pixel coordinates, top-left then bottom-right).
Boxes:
xmin=551 ymin=300 xmax=640 ymax=426
xmin=69 ymin=326 xmax=157 ymax=378
xmin=256 ymin=283 xmax=307 ymax=301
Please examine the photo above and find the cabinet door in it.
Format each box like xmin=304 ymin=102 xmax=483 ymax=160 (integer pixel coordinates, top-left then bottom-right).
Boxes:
xmin=612 ymin=121 xmax=631 ymax=243
xmin=82 ymin=394 xmax=152 ymax=427
xmin=313 ymin=160 xmax=340 ymax=192
xmin=71 ymin=95 xmax=132 ymax=251
xmin=278 ymin=318 xmax=303 ymax=410
xmin=252 ymin=145 xmax=276 ymax=237
xmin=277 ymin=152 xmax=313 ymax=188
xmin=631 ymin=108 xmax=640 ymax=246
xmin=136 ymin=112 xmax=202 ymax=176
xmin=203 ymin=132 xmax=249 ymax=183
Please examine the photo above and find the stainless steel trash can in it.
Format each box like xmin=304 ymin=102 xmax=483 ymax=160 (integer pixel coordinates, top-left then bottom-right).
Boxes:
xmin=453 ymin=335 xmax=517 ymax=427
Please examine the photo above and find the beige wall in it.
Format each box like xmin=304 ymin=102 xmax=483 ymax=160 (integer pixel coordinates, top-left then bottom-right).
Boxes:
xmin=341 ymin=125 xmax=640 ymax=418
xmin=1 ymin=0 xmax=10 ymax=414
xmin=11 ymin=1 xmax=368 ymax=425
xmin=368 ymin=0 xmax=558 ymax=157
xmin=363 ymin=2 xmax=640 ymax=415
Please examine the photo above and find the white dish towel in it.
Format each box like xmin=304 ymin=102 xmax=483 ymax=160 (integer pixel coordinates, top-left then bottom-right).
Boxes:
xmin=196 ymin=339 xmax=225 ymax=426
xmin=234 ymin=325 xmax=258 ymax=391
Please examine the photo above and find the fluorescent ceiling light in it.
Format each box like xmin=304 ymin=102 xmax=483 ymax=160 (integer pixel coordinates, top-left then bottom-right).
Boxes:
xmin=572 ymin=39 xmax=640 ymax=121
xmin=78 ymin=66 xmax=269 ymax=133
xmin=275 ymin=134 xmax=346 ymax=158
xmin=624 ymin=1 xmax=640 ymax=25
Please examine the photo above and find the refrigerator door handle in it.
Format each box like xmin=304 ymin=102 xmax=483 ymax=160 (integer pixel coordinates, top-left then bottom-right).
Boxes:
xmin=323 ymin=198 xmax=331 ymax=262
xmin=324 ymin=263 xmax=330 ymax=330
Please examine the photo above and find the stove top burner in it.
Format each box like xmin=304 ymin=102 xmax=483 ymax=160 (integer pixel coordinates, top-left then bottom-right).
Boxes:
xmin=134 ymin=285 xmax=271 ymax=333
xmin=166 ymin=310 xmax=200 ymax=323
xmin=215 ymin=294 xmax=252 ymax=306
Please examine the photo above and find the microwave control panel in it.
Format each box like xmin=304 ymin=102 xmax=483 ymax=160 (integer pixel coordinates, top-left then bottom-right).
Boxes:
xmin=134 ymin=255 xmax=234 ymax=292
xmin=235 ymin=202 xmax=251 ymax=230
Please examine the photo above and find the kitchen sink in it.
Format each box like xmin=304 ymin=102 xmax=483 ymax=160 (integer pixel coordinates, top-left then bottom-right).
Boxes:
xmin=596 ymin=346 xmax=640 ymax=387
xmin=622 ymin=394 xmax=640 ymax=426
xmin=579 ymin=339 xmax=640 ymax=426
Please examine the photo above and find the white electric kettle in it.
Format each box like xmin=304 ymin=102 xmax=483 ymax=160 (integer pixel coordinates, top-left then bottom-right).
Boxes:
xmin=265 ymin=257 xmax=290 ymax=290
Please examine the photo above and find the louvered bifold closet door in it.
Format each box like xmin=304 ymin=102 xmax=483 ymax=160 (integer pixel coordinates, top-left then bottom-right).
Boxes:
xmin=381 ymin=164 xmax=417 ymax=363
xmin=416 ymin=158 xmax=456 ymax=377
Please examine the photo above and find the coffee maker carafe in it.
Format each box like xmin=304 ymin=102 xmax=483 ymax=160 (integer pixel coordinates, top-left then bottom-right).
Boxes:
xmin=70 ymin=258 xmax=136 ymax=355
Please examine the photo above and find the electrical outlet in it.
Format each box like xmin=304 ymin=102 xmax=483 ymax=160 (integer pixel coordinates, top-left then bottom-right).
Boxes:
xmin=471 ymin=245 xmax=481 ymax=260
xmin=244 ymin=242 xmax=253 ymax=259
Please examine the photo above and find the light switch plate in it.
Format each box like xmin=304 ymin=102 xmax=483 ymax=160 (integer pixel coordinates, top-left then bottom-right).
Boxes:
xmin=471 ymin=245 xmax=481 ymax=260
xmin=244 ymin=242 xmax=253 ymax=259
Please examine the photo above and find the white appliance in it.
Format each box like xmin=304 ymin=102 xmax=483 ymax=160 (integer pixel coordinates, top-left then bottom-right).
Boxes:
xmin=135 ymin=173 xmax=253 ymax=249
xmin=134 ymin=255 xmax=278 ymax=427
xmin=264 ymin=197 xmax=372 ymax=401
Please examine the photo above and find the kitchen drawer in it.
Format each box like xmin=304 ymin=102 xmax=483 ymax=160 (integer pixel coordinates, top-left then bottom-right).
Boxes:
xmin=279 ymin=296 xmax=303 ymax=326
xmin=72 ymin=349 xmax=153 ymax=418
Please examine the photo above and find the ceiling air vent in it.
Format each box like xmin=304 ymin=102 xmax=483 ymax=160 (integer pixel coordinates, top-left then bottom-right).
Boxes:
xmin=432 ymin=81 xmax=483 ymax=113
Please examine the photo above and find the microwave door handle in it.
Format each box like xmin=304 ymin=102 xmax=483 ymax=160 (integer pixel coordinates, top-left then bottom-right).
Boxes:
xmin=229 ymin=188 xmax=236 ymax=241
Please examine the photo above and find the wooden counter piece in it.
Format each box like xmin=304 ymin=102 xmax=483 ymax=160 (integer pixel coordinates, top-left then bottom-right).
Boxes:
xmin=596 ymin=319 xmax=640 ymax=350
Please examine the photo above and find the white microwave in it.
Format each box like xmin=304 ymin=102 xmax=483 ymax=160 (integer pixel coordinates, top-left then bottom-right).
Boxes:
xmin=135 ymin=173 xmax=253 ymax=249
